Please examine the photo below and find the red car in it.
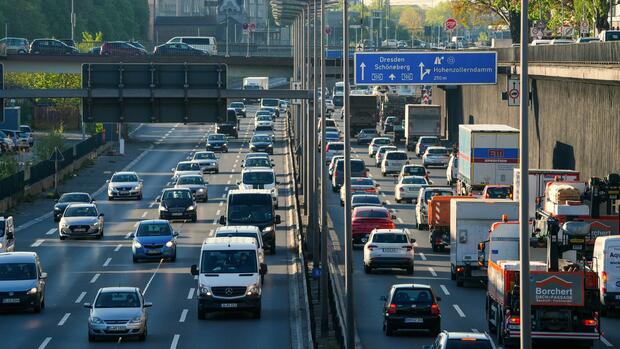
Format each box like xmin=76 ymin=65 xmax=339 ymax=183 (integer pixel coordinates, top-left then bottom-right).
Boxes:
xmin=100 ymin=41 xmax=147 ymax=56
xmin=352 ymin=206 xmax=396 ymax=245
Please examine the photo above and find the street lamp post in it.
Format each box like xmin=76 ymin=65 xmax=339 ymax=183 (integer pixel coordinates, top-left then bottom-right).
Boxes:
xmin=70 ymin=0 xmax=75 ymax=41
xmin=225 ymin=9 xmax=231 ymax=57
xmin=319 ymin=0 xmax=329 ymax=335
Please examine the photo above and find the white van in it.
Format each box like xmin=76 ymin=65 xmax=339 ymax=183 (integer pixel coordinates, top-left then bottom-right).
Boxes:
xmin=238 ymin=168 xmax=279 ymax=208
xmin=593 ymin=236 xmax=620 ymax=311
xmin=167 ymin=36 xmax=217 ymax=55
xmin=214 ymin=226 xmax=265 ymax=265
xmin=191 ymin=237 xmax=267 ymax=319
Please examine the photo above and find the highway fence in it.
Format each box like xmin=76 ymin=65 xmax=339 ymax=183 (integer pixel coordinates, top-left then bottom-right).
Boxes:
xmin=0 ymin=133 xmax=104 ymax=201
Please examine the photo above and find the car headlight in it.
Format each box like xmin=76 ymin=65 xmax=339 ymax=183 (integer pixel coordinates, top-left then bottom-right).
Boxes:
xmin=197 ymin=188 xmax=205 ymax=193
xmin=133 ymin=241 xmax=143 ymax=249
xmin=0 ymin=243 xmax=3 ymax=249
xmin=54 ymin=206 xmax=61 ymax=211
xmin=246 ymin=284 xmax=261 ymax=296
xmin=165 ymin=240 xmax=174 ymax=248
xmin=159 ymin=205 xmax=167 ymax=211
xmin=199 ymin=285 xmax=211 ymax=296
xmin=26 ymin=287 xmax=37 ymax=295
xmin=187 ymin=205 xmax=195 ymax=211
xmin=93 ymin=221 xmax=99 ymax=226
xmin=267 ymin=144 xmax=273 ymax=148
xmin=61 ymin=222 xmax=68 ymax=229
xmin=206 ymin=143 xmax=211 ymax=147
xmin=129 ymin=316 xmax=142 ymax=324
xmin=263 ymin=226 xmax=274 ymax=233
xmin=134 ymin=186 xmax=141 ymax=190
xmin=90 ymin=317 xmax=104 ymax=324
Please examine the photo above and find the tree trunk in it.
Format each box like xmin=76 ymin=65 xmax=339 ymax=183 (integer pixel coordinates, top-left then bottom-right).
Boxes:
xmin=509 ymin=10 xmax=521 ymax=43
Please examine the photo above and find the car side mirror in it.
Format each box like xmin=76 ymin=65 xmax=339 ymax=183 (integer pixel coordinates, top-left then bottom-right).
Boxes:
xmin=382 ymin=201 xmax=387 ymax=205
xmin=410 ymin=238 xmax=416 ymax=244
xmin=173 ymin=231 xmax=179 ymax=237
xmin=171 ymin=168 xmax=175 ymax=172
xmin=435 ymin=296 xmax=442 ymax=302
xmin=380 ymin=296 xmax=387 ymax=301
xmin=156 ymin=197 xmax=161 ymax=202
xmin=129 ymin=233 xmax=135 ymax=238
xmin=260 ymin=263 xmax=268 ymax=275
xmin=40 ymin=272 xmax=47 ymax=279
xmin=83 ymin=303 xmax=92 ymax=308
xmin=53 ymin=199 xmax=58 ymax=203
xmin=91 ymin=200 xmax=96 ymax=204
xmin=274 ymin=215 xmax=281 ymax=224
xmin=139 ymin=179 xmax=144 ymax=182
xmin=391 ymin=215 xmax=397 ymax=220
xmin=105 ymin=180 xmax=110 ymax=183
xmin=6 ymin=232 xmax=14 ymax=240
xmin=99 ymin=213 xmax=104 ymax=217
xmin=190 ymin=264 xmax=199 ymax=276
xmin=144 ymin=302 xmax=153 ymax=308
xmin=276 ymin=181 xmax=280 ymax=185
xmin=219 ymin=216 xmax=226 ymax=225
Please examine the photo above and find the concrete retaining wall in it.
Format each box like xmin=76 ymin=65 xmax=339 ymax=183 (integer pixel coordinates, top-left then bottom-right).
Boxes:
xmin=436 ymin=74 xmax=620 ymax=179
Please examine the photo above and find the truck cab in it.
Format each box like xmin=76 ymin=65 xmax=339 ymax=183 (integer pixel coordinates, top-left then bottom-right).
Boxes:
xmin=0 ymin=216 xmax=15 ymax=252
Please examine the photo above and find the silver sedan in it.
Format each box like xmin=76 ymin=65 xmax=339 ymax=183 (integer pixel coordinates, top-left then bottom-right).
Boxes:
xmin=58 ymin=203 xmax=104 ymax=240
xmin=174 ymin=174 xmax=208 ymax=202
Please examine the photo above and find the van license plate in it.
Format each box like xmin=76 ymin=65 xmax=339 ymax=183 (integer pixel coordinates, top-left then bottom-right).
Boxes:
xmin=108 ymin=326 xmax=125 ymax=331
xmin=405 ymin=318 xmax=423 ymax=323
xmin=221 ymin=303 xmax=238 ymax=308
xmin=2 ymin=298 xmax=19 ymax=304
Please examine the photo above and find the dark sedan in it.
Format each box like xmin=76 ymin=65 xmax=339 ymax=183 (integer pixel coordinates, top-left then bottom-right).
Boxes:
xmin=53 ymin=192 xmax=94 ymax=222
xmin=382 ymin=284 xmax=441 ymax=336
xmin=100 ymin=41 xmax=147 ymax=56
xmin=158 ymin=188 xmax=197 ymax=222
xmin=153 ymin=42 xmax=206 ymax=56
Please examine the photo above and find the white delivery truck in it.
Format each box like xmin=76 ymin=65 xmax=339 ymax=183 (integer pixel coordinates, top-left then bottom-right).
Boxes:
xmin=243 ymin=77 xmax=269 ymax=103
xmin=404 ymin=104 xmax=442 ymax=151
xmin=593 ymin=236 xmax=620 ymax=312
xmin=450 ymin=198 xmax=518 ymax=287
xmin=513 ymin=169 xmax=580 ymax=220
xmin=457 ymin=124 xmax=519 ymax=195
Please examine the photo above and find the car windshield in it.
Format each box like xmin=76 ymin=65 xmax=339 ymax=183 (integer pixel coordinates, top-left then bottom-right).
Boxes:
xmin=386 ymin=152 xmax=407 ymax=160
xmin=486 ymin=187 xmax=512 ymax=198
xmin=111 ymin=174 xmax=138 ymax=182
xmin=215 ymin=233 xmax=261 ymax=247
xmin=137 ymin=223 xmax=172 ymax=237
xmin=200 ymin=250 xmax=258 ymax=274
xmin=228 ymin=194 xmax=273 ymax=224
xmin=428 ymin=148 xmax=448 ymax=155
xmin=325 ymin=120 xmax=336 ymax=127
xmin=230 ymin=103 xmax=244 ymax=108
xmin=252 ymin=135 xmax=271 ymax=143
xmin=163 ymin=190 xmax=192 ymax=200
xmin=245 ymin=158 xmax=271 ymax=167
xmin=177 ymin=163 xmax=200 ymax=171
xmin=373 ymin=138 xmax=390 ymax=145
xmin=352 ymin=195 xmax=381 ymax=205
xmin=0 ymin=263 xmax=37 ymax=280
xmin=352 ymin=178 xmax=374 ymax=186
xmin=336 ymin=160 xmax=365 ymax=172
xmin=392 ymin=289 xmax=433 ymax=305
xmin=355 ymin=209 xmax=389 ymax=219
xmin=194 ymin=152 xmax=216 ymax=160
xmin=326 ymin=127 xmax=339 ymax=133
xmin=262 ymin=99 xmax=279 ymax=107
xmin=445 ymin=339 xmax=494 ymax=349
xmin=59 ymin=193 xmax=90 ymax=203
xmin=328 ymin=143 xmax=344 ymax=151
xmin=20 ymin=126 xmax=31 ymax=133
xmin=402 ymin=176 xmax=427 ymax=185
xmin=243 ymin=171 xmax=274 ymax=185
xmin=257 ymin=116 xmax=271 ymax=121
xmin=404 ymin=166 xmax=426 ymax=176
xmin=256 ymin=112 xmax=271 ymax=117
xmin=64 ymin=206 xmax=97 ymax=217
xmin=360 ymin=129 xmax=375 ymax=135
xmin=378 ymin=147 xmax=397 ymax=155
xmin=208 ymin=135 xmax=226 ymax=141
xmin=255 ymin=126 xmax=273 ymax=132
xmin=420 ymin=137 xmax=439 ymax=145
xmin=177 ymin=176 xmax=204 ymax=185
xmin=373 ymin=233 xmax=408 ymax=243
xmin=326 ymin=132 xmax=340 ymax=139
xmin=424 ymin=190 xmax=453 ymax=202
xmin=95 ymin=291 xmax=141 ymax=308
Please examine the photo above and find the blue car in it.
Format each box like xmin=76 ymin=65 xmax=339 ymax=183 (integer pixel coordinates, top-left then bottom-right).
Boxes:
xmin=131 ymin=220 xmax=178 ymax=263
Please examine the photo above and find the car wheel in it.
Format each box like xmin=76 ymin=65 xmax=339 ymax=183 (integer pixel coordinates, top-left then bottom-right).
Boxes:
xmin=88 ymin=333 xmax=96 ymax=342
xmin=170 ymin=254 xmax=176 ymax=262
xmin=332 ymin=186 xmax=338 ymax=193
xmin=382 ymin=172 xmax=386 ymax=177
xmin=59 ymin=235 xmax=66 ymax=240
xmin=197 ymin=307 xmax=206 ymax=320
xmin=96 ymin=232 xmax=103 ymax=240
xmin=252 ymin=305 xmax=262 ymax=319
xmin=384 ymin=321 xmax=395 ymax=336
xmin=33 ymin=301 xmax=42 ymax=313
xmin=430 ymin=324 xmax=441 ymax=337
xmin=364 ymin=264 xmax=372 ymax=274
xmin=406 ymin=264 xmax=414 ymax=275
xmin=451 ymin=268 xmax=456 ymax=281
xmin=456 ymin=280 xmax=464 ymax=287
xmin=215 ymin=169 xmax=219 ymax=174
xmin=138 ymin=326 xmax=147 ymax=341
xmin=137 ymin=193 xmax=143 ymax=200
xmin=108 ymin=196 xmax=113 ymax=201
xmin=270 ymin=246 xmax=276 ymax=255
xmin=340 ymin=200 xmax=344 ymax=207
xmin=191 ymin=216 xmax=197 ymax=223
xmin=395 ymin=198 xmax=401 ymax=204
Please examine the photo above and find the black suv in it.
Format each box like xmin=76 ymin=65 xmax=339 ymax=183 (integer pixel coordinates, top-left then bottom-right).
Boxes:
xmin=205 ymin=133 xmax=229 ymax=152
xmin=158 ymin=188 xmax=197 ymax=222
xmin=381 ymin=284 xmax=441 ymax=336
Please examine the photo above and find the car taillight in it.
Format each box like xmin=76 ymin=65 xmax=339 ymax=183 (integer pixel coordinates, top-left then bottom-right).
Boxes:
xmin=582 ymin=319 xmax=597 ymax=327
xmin=508 ymin=316 xmax=520 ymax=325
xmin=431 ymin=303 xmax=440 ymax=314
xmin=602 ymin=271 xmax=607 ymax=294
xmin=388 ymin=222 xmax=396 ymax=229
xmin=367 ymin=244 xmax=377 ymax=251
xmin=456 ymin=266 xmax=464 ymax=273
xmin=387 ymin=303 xmax=397 ymax=314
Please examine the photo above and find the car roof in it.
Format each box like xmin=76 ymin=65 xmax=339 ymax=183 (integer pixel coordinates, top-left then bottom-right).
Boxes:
xmin=66 ymin=203 xmax=96 ymax=208
xmin=201 ymin=236 xmax=258 ymax=250
xmin=138 ymin=219 xmax=169 ymax=225
xmin=403 ymin=164 xmax=425 ymax=169
xmin=353 ymin=206 xmax=389 ymax=213
xmin=194 ymin=151 xmax=215 ymax=155
xmin=99 ymin=286 xmax=140 ymax=293
xmin=426 ymin=146 xmax=448 ymax=150
xmin=113 ymin=171 xmax=138 ymax=175
xmin=352 ymin=194 xmax=380 ymax=199
xmin=242 ymin=167 xmax=274 ymax=173
xmin=177 ymin=161 xmax=196 ymax=165
xmin=373 ymin=228 xmax=406 ymax=234
xmin=61 ymin=192 xmax=90 ymax=196
xmin=177 ymin=174 xmax=203 ymax=179
xmin=163 ymin=187 xmax=192 ymax=193
xmin=391 ymin=283 xmax=432 ymax=290
xmin=402 ymin=175 xmax=426 ymax=181
xmin=0 ymin=252 xmax=37 ymax=263
xmin=208 ymin=133 xmax=225 ymax=137
xmin=444 ymin=331 xmax=492 ymax=340
xmin=228 ymin=188 xmax=272 ymax=195
xmin=215 ymin=226 xmax=260 ymax=234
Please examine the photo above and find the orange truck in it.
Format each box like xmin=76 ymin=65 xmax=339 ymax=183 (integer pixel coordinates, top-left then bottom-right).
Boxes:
xmin=427 ymin=195 xmax=472 ymax=252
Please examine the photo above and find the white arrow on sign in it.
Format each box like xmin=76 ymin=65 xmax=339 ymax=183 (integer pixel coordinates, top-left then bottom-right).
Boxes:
xmin=389 ymin=74 xmax=396 ymax=81
xmin=419 ymin=62 xmax=431 ymax=80
xmin=360 ymin=62 xmax=366 ymax=80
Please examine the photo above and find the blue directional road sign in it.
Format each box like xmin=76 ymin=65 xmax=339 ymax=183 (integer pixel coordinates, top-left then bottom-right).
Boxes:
xmin=354 ymin=51 xmax=497 ymax=85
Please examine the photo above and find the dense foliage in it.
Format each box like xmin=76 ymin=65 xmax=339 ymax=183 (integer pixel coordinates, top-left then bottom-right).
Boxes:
xmin=0 ymin=0 xmax=148 ymax=41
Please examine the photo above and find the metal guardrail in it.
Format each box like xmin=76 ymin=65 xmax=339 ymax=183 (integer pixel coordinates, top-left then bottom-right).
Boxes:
xmin=0 ymin=89 xmax=311 ymax=99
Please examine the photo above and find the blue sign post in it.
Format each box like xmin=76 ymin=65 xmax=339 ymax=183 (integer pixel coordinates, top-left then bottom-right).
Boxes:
xmin=354 ymin=51 xmax=497 ymax=85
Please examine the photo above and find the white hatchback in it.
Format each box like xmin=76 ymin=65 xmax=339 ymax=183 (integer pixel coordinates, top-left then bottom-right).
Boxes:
xmin=422 ymin=146 xmax=450 ymax=168
xmin=368 ymin=137 xmax=391 ymax=156
xmin=381 ymin=150 xmax=409 ymax=176
xmin=395 ymin=175 xmax=429 ymax=203
xmin=363 ymin=229 xmax=415 ymax=274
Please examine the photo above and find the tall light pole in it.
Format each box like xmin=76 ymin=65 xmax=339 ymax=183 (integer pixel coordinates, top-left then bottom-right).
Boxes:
xmin=319 ymin=0 xmax=329 ymax=336
xmin=518 ymin=0 xmax=531 ymax=348
xmin=342 ymin=0 xmax=354 ymax=347
xmin=225 ymin=9 xmax=231 ymax=57
xmin=70 ymin=0 xmax=75 ymax=41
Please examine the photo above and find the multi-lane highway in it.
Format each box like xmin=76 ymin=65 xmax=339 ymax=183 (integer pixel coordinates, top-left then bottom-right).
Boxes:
xmin=325 ymin=115 xmax=620 ymax=349
xmin=1 ymin=112 xmax=299 ymax=348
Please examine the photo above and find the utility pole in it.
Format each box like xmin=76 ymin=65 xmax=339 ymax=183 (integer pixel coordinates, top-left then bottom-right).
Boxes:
xmin=225 ymin=10 xmax=230 ymax=57
xmin=343 ymin=0 xmax=354 ymax=347
xmin=70 ymin=0 xmax=75 ymax=41
xmin=311 ymin=0 xmax=319 ymax=264
xmin=319 ymin=0 xmax=329 ymax=335
xmin=519 ymin=0 xmax=532 ymax=348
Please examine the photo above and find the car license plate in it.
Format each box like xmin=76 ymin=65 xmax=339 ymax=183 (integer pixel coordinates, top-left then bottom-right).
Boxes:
xmin=2 ymin=298 xmax=19 ymax=304
xmin=383 ymin=248 xmax=399 ymax=253
xmin=172 ymin=213 xmax=183 ymax=216
xmin=405 ymin=318 xmax=423 ymax=323
xmin=220 ymin=303 xmax=238 ymax=308
xmin=108 ymin=326 xmax=125 ymax=331
xmin=74 ymin=228 xmax=86 ymax=232
xmin=146 ymin=250 xmax=160 ymax=255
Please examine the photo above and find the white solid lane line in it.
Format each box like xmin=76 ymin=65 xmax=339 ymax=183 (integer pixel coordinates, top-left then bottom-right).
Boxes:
xmin=601 ymin=336 xmax=613 ymax=347
xmin=179 ymin=309 xmax=188 ymax=322
xmin=453 ymin=304 xmax=466 ymax=318
xmin=103 ymin=258 xmax=112 ymax=267
xmin=419 ymin=252 xmax=427 ymax=261
xmin=219 ymin=201 xmax=223 ymax=207
xmin=396 ymin=217 xmax=404 ymax=224
xmin=440 ymin=285 xmax=450 ymax=296
xmin=90 ymin=274 xmax=100 ymax=283
xmin=114 ymin=244 xmax=122 ymax=252
xmin=30 ymin=239 xmax=45 ymax=247
xmin=75 ymin=292 xmax=87 ymax=304
xmin=57 ymin=313 xmax=71 ymax=326
xmin=45 ymin=228 xmax=57 ymax=235
xmin=187 ymin=288 xmax=195 ymax=300
xmin=428 ymin=267 xmax=437 ymax=277
xmin=38 ymin=337 xmax=52 ymax=349
xmin=170 ymin=334 xmax=180 ymax=349
xmin=215 ymin=210 xmax=221 ymax=216
xmin=141 ymin=211 xmax=148 ymax=218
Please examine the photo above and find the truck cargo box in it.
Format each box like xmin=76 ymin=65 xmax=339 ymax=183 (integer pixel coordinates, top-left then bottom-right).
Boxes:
xmin=513 ymin=169 xmax=580 ymax=219
xmin=404 ymin=104 xmax=441 ymax=149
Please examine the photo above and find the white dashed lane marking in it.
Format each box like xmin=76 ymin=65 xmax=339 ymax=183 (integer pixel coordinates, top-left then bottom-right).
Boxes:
xmin=46 ymin=228 xmax=57 ymax=235
xmin=31 ymin=239 xmax=45 ymax=247
xmin=90 ymin=274 xmax=100 ymax=283
xmin=38 ymin=337 xmax=52 ymax=349
xmin=187 ymin=288 xmax=195 ymax=300
xmin=440 ymin=285 xmax=450 ymax=296
xmin=453 ymin=304 xmax=466 ymax=318
xmin=428 ymin=267 xmax=437 ymax=277
xmin=57 ymin=313 xmax=71 ymax=326
xmin=75 ymin=292 xmax=87 ymax=304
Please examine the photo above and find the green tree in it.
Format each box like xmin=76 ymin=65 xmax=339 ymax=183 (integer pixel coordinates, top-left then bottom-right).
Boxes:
xmin=399 ymin=6 xmax=425 ymax=36
xmin=32 ymin=124 xmax=66 ymax=162
xmin=0 ymin=155 xmax=18 ymax=179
